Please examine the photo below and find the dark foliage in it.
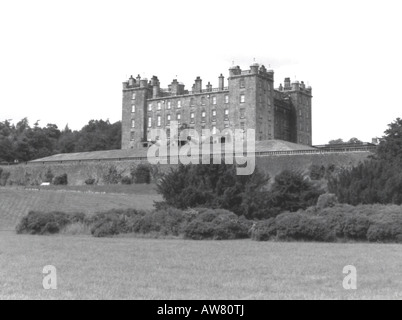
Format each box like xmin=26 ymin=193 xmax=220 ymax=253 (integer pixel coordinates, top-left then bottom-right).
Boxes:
xmin=53 ymin=173 xmax=68 ymax=185
xmin=156 ymin=163 xmax=270 ymax=218
xmin=132 ymin=164 xmax=151 ymax=184
xmin=328 ymin=118 xmax=402 ymax=205
xmin=0 ymin=118 xmax=121 ymax=162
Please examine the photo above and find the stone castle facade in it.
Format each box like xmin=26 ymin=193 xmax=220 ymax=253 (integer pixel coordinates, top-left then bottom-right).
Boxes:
xmin=121 ymin=63 xmax=312 ymax=149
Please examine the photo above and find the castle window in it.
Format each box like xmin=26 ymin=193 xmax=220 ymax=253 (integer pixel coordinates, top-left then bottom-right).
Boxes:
xmin=148 ymin=103 xmax=152 ymax=111
xmin=240 ymin=108 xmax=245 ymax=119
xmin=132 ymin=93 xmax=136 ymax=100
xmin=167 ymin=101 xmax=171 ymax=109
xmin=177 ymin=100 xmax=181 ymax=108
xmin=190 ymin=98 xmax=195 ymax=106
xmin=167 ymin=114 xmax=171 ymax=125
xmin=224 ymin=123 xmax=229 ymax=128
xmin=240 ymin=94 xmax=245 ymax=103
xmin=225 ymin=95 xmax=229 ymax=104
xmin=299 ymin=110 xmax=302 ymax=116
xmin=130 ymin=131 xmax=135 ymax=141
xmin=131 ymin=119 xmax=135 ymax=128
xmin=212 ymin=125 xmax=217 ymax=135
xmin=190 ymin=112 xmax=195 ymax=123
xmin=224 ymin=108 xmax=229 ymax=120
xmin=148 ymin=117 xmax=152 ymax=128
xmin=240 ymin=122 xmax=245 ymax=134
xmin=201 ymin=96 xmax=206 ymax=105
xmin=167 ymin=128 xmax=171 ymax=138
xmin=131 ymin=104 xmax=135 ymax=113
xmin=157 ymin=115 xmax=161 ymax=127
xmin=212 ymin=96 xmax=217 ymax=105
xmin=240 ymin=78 xmax=245 ymax=88
xmin=157 ymin=102 xmax=161 ymax=110
xmin=201 ymin=111 xmax=206 ymax=122
xmin=212 ymin=110 xmax=217 ymax=117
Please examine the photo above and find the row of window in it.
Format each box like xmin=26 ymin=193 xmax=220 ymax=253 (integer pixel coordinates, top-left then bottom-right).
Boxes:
xmin=131 ymin=109 xmax=238 ymax=129
xmin=131 ymin=94 xmax=246 ymax=111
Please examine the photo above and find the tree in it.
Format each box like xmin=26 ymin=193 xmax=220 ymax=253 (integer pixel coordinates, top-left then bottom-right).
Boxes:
xmin=156 ymin=163 xmax=270 ymax=218
xmin=328 ymin=118 xmax=402 ymax=205
xmin=347 ymin=137 xmax=363 ymax=144
xmin=328 ymin=138 xmax=344 ymax=145
xmin=269 ymin=170 xmax=323 ymax=212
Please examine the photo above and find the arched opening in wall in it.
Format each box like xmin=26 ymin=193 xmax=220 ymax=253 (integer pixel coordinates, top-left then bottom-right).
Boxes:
xmin=221 ymin=137 xmax=226 ymax=144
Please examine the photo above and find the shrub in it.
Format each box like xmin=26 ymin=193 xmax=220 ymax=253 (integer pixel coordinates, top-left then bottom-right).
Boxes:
xmin=0 ymin=168 xmax=10 ymax=186
xmin=183 ymin=209 xmax=251 ymax=240
xmin=121 ymin=176 xmax=132 ymax=185
xmin=132 ymin=207 xmax=189 ymax=236
xmin=310 ymin=165 xmax=326 ymax=180
xmin=16 ymin=211 xmax=72 ymax=235
xmin=316 ymin=193 xmax=338 ymax=210
xmin=275 ymin=212 xmax=335 ymax=242
xmin=269 ymin=170 xmax=324 ymax=213
xmin=343 ymin=215 xmax=371 ymax=240
xmin=367 ymin=218 xmax=402 ymax=243
xmin=53 ymin=173 xmax=68 ymax=185
xmin=250 ymin=218 xmax=277 ymax=241
xmin=132 ymin=164 xmax=151 ymax=184
xmin=103 ymin=165 xmax=122 ymax=184
xmin=85 ymin=178 xmax=96 ymax=185
xmin=156 ymin=163 xmax=270 ymax=217
xmin=43 ymin=168 xmax=54 ymax=183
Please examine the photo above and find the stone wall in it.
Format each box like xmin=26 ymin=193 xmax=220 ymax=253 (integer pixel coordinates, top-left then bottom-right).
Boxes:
xmin=0 ymin=150 xmax=372 ymax=186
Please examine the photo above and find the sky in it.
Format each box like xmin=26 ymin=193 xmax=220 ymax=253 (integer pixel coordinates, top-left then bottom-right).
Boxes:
xmin=0 ymin=0 xmax=401 ymax=145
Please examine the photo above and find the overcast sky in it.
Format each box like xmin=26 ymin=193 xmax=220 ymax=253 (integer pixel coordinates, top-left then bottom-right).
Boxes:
xmin=1 ymin=0 xmax=401 ymax=145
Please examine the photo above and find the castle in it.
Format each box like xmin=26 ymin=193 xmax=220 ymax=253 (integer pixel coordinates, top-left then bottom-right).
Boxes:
xmin=121 ymin=63 xmax=312 ymax=149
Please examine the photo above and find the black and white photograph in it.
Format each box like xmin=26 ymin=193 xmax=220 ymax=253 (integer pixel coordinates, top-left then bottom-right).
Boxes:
xmin=1 ymin=0 xmax=402 ymax=306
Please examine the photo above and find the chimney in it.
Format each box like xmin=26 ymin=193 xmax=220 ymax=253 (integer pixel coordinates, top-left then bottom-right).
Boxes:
xmin=206 ymin=82 xmax=212 ymax=92
xmin=250 ymin=63 xmax=259 ymax=74
xmin=194 ymin=76 xmax=202 ymax=93
xmin=140 ymin=78 xmax=148 ymax=88
xmin=128 ymin=75 xmax=135 ymax=86
xmin=171 ymin=79 xmax=179 ymax=95
xmin=218 ymin=74 xmax=224 ymax=90
xmin=284 ymin=77 xmax=291 ymax=90
xmin=292 ymin=81 xmax=300 ymax=91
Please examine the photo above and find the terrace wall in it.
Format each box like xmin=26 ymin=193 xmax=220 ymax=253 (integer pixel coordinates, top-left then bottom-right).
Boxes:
xmin=0 ymin=149 xmax=372 ymax=186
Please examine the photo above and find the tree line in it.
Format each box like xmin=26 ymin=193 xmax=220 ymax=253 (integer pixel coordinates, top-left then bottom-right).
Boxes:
xmin=0 ymin=118 xmax=121 ymax=163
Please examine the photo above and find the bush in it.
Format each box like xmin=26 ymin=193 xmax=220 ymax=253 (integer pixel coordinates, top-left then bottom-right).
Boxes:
xmin=316 ymin=193 xmax=338 ymax=209
xmin=85 ymin=178 xmax=96 ymax=185
xmin=132 ymin=164 xmax=151 ymax=184
xmin=343 ymin=215 xmax=371 ymax=240
xmin=132 ymin=207 xmax=189 ymax=236
xmin=183 ymin=209 xmax=251 ymax=240
xmin=275 ymin=212 xmax=336 ymax=242
xmin=269 ymin=170 xmax=324 ymax=213
xmin=0 ymin=168 xmax=10 ymax=186
xmin=156 ymin=163 xmax=270 ymax=218
xmin=250 ymin=218 xmax=277 ymax=241
xmin=103 ymin=165 xmax=122 ymax=184
xmin=43 ymin=168 xmax=54 ymax=183
xmin=16 ymin=211 xmax=72 ymax=235
xmin=121 ymin=176 xmax=132 ymax=185
xmin=53 ymin=173 xmax=68 ymax=185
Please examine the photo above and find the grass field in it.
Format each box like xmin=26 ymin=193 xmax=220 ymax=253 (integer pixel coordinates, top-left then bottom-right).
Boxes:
xmin=1 ymin=187 xmax=402 ymax=300
xmin=1 ymin=232 xmax=402 ymax=299
xmin=0 ymin=187 xmax=161 ymax=230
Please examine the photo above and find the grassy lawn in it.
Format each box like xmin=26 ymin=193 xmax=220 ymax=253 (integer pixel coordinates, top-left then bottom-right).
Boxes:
xmin=0 ymin=187 xmax=161 ymax=230
xmin=1 ymin=232 xmax=402 ymax=299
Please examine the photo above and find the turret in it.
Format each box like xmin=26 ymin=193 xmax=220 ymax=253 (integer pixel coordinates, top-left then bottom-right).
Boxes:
xmin=250 ymin=63 xmax=259 ymax=74
xmin=292 ymin=80 xmax=300 ymax=91
xmin=229 ymin=65 xmax=241 ymax=77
